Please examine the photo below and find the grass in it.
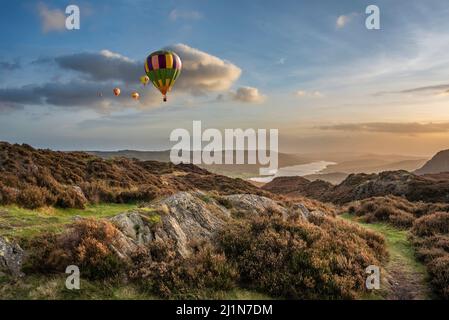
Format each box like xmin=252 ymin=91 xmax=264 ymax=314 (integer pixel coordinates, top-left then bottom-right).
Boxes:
xmin=340 ymin=213 xmax=430 ymax=299
xmin=0 ymin=203 xmax=137 ymax=240
xmin=0 ymin=273 xmax=271 ymax=300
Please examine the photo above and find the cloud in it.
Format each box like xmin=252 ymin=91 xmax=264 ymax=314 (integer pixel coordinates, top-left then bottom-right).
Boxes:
xmin=47 ymin=44 xmax=242 ymax=96
xmin=1 ymin=44 xmax=245 ymax=112
xmin=319 ymin=122 xmax=449 ymax=134
xmin=169 ymin=9 xmax=202 ymax=21
xmin=400 ymin=84 xmax=449 ymax=94
xmin=0 ymin=60 xmax=20 ymax=71
xmin=0 ymin=80 xmax=159 ymax=112
xmin=374 ymin=83 xmax=449 ymax=97
xmin=53 ymin=50 xmax=141 ymax=83
xmin=336 ymin=13 xmax=358 ymax=29
xmin=295 ymin=90 xmax=323 ymax=98
xmin=166 ymin=44 xmax=242 ymax=95
xmin=231 ymin=86 xmax=266 ymax=103
xmin=38 ymin=3 xmax=66 ymax=33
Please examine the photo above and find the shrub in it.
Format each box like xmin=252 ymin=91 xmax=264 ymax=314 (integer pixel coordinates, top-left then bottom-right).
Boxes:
xmin=23 ymin=219 xmax=127 ymax=279
xmin=217 ymin=215 xmax=387 ymax=299
xmin=129 ymin=241 xmax=238 ymax=299
xmin=56 ymin=188 xmax=87 ymax=209
xmin=345 ymin=196 xmax=448 ymax=229
xmin=17 ymin=185 xmax=51 ymax=209
xmin=412 ymin=212 xmax=449 ymax=237
xmin=411 ymin=212 xmax=449 ymax=299
xmin=427 ymin=256 xmax=449 ymax=299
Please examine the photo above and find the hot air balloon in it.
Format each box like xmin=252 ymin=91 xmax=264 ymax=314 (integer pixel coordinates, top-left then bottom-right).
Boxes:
xmin=113 ymin=88 xmax=121 ymax=96
xmin=131 ymin=92 xmax=140 ymax=100
xmin=140 ymin=75 xmax=150 ymax=86
xmin=144 ymin=50 xmax=182 ymax=102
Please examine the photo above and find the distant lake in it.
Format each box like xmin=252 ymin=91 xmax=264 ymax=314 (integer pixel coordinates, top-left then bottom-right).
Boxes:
xmin=249 ymin=161 xmax=336 ymax=183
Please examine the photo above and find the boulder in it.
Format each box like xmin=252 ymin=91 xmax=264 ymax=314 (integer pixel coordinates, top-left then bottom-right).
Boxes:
xmin=111 ymin=192 xmax=230 ymax=257
xmin=222 ymin=194 xmax=289 ymax=219
xmin=0 ymin=237 xmax=24 ymax=277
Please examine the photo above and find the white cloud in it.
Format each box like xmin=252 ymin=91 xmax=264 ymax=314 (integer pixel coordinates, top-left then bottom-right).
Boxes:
xmin=295 ymin=90 xmax=323 ymax=98
xmin=99 ymin=50 xmax=132 ymax=63
xmin=167 ymin=43 xmax=242 ymax=95
xmin=38 ymin=3 xmax=66 ymax=33
xmin=169 ymin=9 xmax=202 ymax=21
xmin=232 ymin=86 xmax=266 ymax=103
xmin=336 ymin=13 xmax=358 ymax=29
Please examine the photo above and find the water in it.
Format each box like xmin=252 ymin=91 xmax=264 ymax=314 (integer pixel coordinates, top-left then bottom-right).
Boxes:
xmin=249 ymin=161 xmax=336 ymax=183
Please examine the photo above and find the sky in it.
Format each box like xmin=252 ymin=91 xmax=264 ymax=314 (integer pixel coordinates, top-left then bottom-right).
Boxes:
xmin=1 ymin=0 xmax=449 ymax=156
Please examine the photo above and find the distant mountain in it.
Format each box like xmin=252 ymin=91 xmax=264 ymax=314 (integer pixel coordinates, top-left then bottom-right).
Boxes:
xmin=87 ymin=150 xmax=171 ymax=162
xmin=303 ymin=172 xmax=349 ymax=185
xmin=88 ymin=150 xmax=313 ymax=178
xmin=320 ymin=158 xmax=427 ymax=174
xmin=415 ymin=150 xmax=449 ymax=175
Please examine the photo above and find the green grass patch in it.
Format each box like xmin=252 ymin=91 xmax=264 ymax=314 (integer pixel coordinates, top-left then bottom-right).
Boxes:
xmin=340 ymin=213 xmax=426 ymax=274
xmin=0 ymin=203 xmax=137 ymax=240
xmin=0 ymin=273 xmax=271 ymax=300
xmin=340 ymin=213 xmax=430 ymax=299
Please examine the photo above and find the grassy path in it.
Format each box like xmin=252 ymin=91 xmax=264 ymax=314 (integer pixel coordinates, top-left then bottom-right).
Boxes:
xmin=340 ymin=214 xmax=431 ymax=300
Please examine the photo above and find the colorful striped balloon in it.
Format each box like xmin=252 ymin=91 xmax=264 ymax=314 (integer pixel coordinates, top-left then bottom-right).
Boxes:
xmin=144 ymin=50 xmax=182 ymax=102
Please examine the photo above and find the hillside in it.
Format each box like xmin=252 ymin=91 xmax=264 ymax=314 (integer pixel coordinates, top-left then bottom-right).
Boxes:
xmin=263 ymin=170 xmax=449 ymax=204
xmin=0 ymin=142 xmax=265 ymax=209
xmin=415 ymin=149 xmax=449 ymax=175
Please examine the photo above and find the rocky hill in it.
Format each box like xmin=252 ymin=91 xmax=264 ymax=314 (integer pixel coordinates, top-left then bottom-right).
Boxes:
xmin=0 ymin=142 xmax=265 ymax=209
xmin=263 ymin=170 xmax=449 ymax=204
xmin=415 ymin=149 xmax=449 ymax=175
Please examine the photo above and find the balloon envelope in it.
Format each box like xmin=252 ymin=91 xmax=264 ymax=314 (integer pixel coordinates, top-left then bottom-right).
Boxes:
xmin=113 ymin=88 xmax=121 ymax=96
xmin=140 ymin=75 xmax=150 ymax=86
xmin=131 ymin=92 xmax=140 ymax=100
xmin=144 ymin=50 xmax=182 ymax=102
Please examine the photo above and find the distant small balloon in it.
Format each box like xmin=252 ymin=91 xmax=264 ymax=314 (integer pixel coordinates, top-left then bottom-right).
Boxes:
xmin=131 ymin=92 xmax=140 ymax=100
xmin=113 ymin=88 xmax=121 ymax=96
xmin=140 ymin=75 xmax=150 ymax=86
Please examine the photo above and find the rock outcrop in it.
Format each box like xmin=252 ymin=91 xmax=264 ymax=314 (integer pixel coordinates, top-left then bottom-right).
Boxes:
xmin=108 ymin=191 xmax=328 ymax=259
xmin=111 ymin=192 xmax=230 ymax=257
xmin=264 ymin=170 xmax=449 ymax=204
xmin=222 ymin=194 xmax=289 ymax=219
xmin=0 ymin=237 xmax=24 ymax=277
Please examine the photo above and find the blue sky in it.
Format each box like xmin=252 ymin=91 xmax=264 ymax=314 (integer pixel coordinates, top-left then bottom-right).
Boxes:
xmin=1 ymin=0 xmax=449 ymax=155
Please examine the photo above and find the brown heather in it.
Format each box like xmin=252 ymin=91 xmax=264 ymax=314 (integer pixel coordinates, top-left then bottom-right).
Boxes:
xmin=0 ymin=142 xmax=265 ymax=209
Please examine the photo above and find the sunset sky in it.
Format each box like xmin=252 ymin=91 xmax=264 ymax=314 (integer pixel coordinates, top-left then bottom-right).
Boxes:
xmin=1 ymin=0 xmax=449 ymax=156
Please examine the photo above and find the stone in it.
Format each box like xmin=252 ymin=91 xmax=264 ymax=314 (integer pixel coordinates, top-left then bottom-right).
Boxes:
xmin=0 ymin=237 xmax=24 ymax=277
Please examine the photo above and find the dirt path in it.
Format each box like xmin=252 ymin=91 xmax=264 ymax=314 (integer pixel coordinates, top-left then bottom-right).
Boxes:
xmin=340 ymin=214 xmax=432 ymax=300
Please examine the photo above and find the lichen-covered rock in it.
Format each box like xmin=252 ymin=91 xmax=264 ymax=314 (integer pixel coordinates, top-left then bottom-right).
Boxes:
xmin=0 ymin=236 xmax=24 ymax=277
xmin=222 ymin=194 xmax=289 ymax=219
xmin=151 ymin=192 xmax=230 ymax=257
xmin=110 ymin=212 xmax=154 ymax=245
xmin=111 ymin=192 xmax=230 ymax=257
